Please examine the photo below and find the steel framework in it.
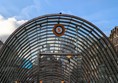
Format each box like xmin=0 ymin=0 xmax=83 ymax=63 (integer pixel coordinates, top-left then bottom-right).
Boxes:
xmin=0 ymin=14 xmax=118 ymax=83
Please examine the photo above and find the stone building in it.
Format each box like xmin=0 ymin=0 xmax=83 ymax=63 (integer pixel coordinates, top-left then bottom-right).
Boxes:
xmin=109 ymin=26 xmax=118 ymax=53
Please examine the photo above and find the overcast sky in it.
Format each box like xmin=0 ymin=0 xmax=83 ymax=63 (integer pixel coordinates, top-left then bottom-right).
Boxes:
xmin=0 ymin=0 xmax=118 ymax=42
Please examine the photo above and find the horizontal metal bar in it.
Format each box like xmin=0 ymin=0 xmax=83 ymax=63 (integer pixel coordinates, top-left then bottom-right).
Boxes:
xmin=40 ymin=52 xmax=80 ymax=55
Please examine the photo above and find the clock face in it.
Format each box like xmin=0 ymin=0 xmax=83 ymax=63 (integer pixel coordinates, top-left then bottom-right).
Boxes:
xmin=53 ymin=24 xmax=65 ymax=37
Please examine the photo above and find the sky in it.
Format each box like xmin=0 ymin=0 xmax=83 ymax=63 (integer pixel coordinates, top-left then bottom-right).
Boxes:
xmin=0 ymin=0 xmax=118 ymax=42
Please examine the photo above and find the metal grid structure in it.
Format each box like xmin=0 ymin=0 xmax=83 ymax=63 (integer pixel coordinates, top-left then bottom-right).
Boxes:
xmin=0 ymin=14 xmax=118 ymax=83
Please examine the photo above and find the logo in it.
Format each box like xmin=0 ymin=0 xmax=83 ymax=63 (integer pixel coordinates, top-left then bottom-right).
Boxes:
xmin=53 ymin=24 xmax=65 ymax=37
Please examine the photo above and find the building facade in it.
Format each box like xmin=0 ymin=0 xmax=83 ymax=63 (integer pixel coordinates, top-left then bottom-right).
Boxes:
xmin=109 ymin=26 xmax=118 ymax=53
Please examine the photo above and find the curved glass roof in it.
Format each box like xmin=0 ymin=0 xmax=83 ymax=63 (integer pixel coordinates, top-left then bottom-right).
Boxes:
xmin=0 ymin=14 xmax=118 ymax=83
